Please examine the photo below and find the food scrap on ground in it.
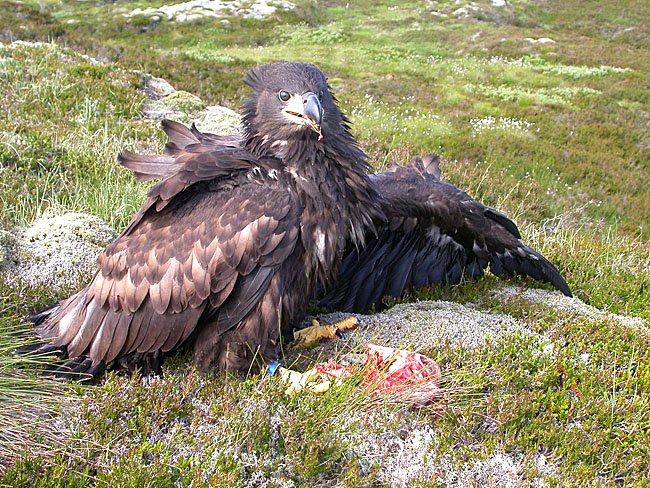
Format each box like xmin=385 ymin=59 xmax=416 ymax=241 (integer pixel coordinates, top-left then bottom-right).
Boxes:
xmin=272 ymin=342 xmax=445 ymax=409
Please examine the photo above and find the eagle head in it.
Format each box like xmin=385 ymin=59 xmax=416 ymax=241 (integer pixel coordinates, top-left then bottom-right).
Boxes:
xmin=242 ymin=62 xmax=343 ymax=156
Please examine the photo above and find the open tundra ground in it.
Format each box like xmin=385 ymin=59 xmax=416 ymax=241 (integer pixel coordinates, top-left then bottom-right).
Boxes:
xmin=0 ymin=0 xmax=649 ymax=485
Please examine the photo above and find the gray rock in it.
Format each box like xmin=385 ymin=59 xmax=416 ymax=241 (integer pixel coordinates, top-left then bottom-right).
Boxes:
xmin=140 ymin=81 xmax=242 ymax=136
xmin=127 ymin=0 xmax=294 ymax=23
xmin=142 ymin=74 xmax=176 ymax=101
xmin=524 ymin=37 xmax=557 ymax=44
xmin=143 ymin=90 xmax=206 ymax=122
xmin=1 ymin=212 xmax=117 ymax=293
xmin=194 ymin=105 xmax=243 ymax=135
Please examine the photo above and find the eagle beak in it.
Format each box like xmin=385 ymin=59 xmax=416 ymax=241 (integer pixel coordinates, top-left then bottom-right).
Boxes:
xmin=302 ymin=92 xmax=322 ymax=127
xmin=302 ymin=92 xmax=324 ymax=141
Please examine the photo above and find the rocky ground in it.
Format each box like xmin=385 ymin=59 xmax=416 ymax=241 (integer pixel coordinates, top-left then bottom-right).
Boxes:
xmin=128 ymin=0 xmax=294 ymax=24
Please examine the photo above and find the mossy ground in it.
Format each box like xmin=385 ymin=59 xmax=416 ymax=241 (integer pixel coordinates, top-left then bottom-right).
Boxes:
xmin=0 ymin=0 xmax=649 ymax=485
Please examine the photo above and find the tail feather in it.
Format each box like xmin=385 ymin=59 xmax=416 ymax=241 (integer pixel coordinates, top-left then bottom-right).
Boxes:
xmin=42 ymin=356 xmax=106 ymax=383
xmin=404 ymin=154 xmax=441 ymax=179
xmin=27 ymin=303 xmax=60 ymax=328
xmin=420 ymin=154 xmax=441 ymax=180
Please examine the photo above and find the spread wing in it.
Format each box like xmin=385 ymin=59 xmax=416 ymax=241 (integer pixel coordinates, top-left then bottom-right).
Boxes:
xmin=320 ymin=155 xmax=571 ymax=313
xmin=37 ymin=121 xmax=299 ymax=371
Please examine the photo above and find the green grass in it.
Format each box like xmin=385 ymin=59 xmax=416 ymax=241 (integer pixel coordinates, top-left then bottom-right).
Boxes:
xmin=0 ymin=280 xmax=77 ymax=468
xmin=0 ymin=42 xmax=153 ymax=229
xmin=0 ymin=0 xmax=649 ymax=485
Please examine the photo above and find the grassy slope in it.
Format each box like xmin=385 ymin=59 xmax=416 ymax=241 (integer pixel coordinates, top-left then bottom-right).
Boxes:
xmin=0 ymin=0 xmax=649 ymax=485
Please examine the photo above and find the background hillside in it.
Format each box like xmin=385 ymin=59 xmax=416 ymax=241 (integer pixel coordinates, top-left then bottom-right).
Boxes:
xmin=0 ymin=0 xmax=648 ymax=486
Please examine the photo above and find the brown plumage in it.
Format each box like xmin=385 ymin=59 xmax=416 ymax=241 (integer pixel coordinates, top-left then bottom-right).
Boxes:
xmin=32 ymin=62 xmax=383 ymax=378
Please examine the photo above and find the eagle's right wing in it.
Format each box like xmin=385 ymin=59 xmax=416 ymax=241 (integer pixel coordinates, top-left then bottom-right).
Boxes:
xmin=320 ymin=155 xmax=572 ymax=313
xmin=35 ymin=121 xmax=299 ymax=375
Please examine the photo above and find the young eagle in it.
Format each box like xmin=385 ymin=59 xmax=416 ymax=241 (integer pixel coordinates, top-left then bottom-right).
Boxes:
xmin=33 ymin=62 xmax=382 ymax=377
xmin=32 ymin=63 xmax=571 ymax=378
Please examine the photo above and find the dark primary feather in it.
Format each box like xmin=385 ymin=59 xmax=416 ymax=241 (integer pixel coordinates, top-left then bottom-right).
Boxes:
xmin=320 ymin=155 xmax=572 ymax=313
xmin=31 ymin=62 xmax=383 ymax=378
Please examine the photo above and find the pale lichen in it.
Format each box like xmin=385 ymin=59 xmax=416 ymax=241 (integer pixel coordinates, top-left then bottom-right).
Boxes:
xmin=313 ymin=300 xmax=530 ymax=353
xmin=0 ymin=212 xmax=117 ymax=292
xmin=494 ymin=285 xmax=648 ymax=330
xmin=194 ymin=105 xmax=243 ymax=136
xmin=346 ymin=409 xmax=556 ymax=487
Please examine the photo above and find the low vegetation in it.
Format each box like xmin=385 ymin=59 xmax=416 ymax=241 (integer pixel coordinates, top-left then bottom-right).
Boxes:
xmin=0 ymin=0 xmax=648 ymax=485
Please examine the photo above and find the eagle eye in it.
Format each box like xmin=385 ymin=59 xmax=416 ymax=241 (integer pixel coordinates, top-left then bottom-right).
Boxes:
xmin=278 ymin=90 xmax=291 ymax=102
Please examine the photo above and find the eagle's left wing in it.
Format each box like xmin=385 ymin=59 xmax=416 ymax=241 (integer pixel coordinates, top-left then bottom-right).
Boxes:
xmin=320 ymin=155 xmax=572 ymax=313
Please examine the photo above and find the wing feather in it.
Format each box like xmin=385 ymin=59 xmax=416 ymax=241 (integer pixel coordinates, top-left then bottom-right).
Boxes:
xmin=120 ymin=307 xmax=148 ymax=356
xmin=126 ymin=268 xmax=149 ymax=313
xmin=191 ymin=252 xmax=210 ymax=300
xmin=88 ymin=310 xmax=119 ymax=365
xmin=37 ymin=121 xmax=302 ymax=370
xmin=149 ymin=262 xmax=174 ymax=314
xmin=133 ymin=311 xmax=157 ymax=353
xmin=137 ymin=313 xmax=170 ymax=353
xmin=321 ymin=155 xmax=571 ymax=313
xmin=214 ymin=267 xmax=274 ymax=334
xmin=104 ymin=311 xmax=133 ymax=362
xmin=162 ymin=118 xmax=201 ymax=151
xmin=161 ymin=306 xmax=203 ymax=352
xmin=65 ymin=300 xmax=103 ymax=357
xmin=96 ymin=271 xmax=113 ymax=307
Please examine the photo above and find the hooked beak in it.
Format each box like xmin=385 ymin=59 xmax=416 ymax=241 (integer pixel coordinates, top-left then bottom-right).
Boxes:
xmin=302 ymin=92 xmax=322 ymax=127
xmin=283 ymin=92 xmax=324 ymax=140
